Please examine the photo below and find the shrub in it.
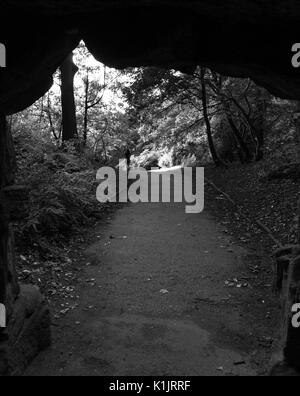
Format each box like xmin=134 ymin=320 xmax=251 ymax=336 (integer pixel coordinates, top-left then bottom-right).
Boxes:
xmin=13 ymin=128 xmax=104 ymax=250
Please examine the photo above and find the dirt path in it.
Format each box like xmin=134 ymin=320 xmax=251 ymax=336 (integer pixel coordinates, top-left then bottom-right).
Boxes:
xmin=24 ymin=200 xmax=277 ymax=376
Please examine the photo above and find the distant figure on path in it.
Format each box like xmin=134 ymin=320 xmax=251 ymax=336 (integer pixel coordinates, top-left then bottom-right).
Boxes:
xmin=125 ymin=148 xmax=131 ymax=168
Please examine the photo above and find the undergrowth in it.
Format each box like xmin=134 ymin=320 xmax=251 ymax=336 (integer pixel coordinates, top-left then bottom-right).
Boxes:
xmin=13 ymin=128 xmax=105 ymax=256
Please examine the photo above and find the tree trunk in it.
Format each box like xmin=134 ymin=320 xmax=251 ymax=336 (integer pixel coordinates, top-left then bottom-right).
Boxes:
xmin=83 ymin=73 xmax=89 ymax=146
xmin=60 ymin=53 xmax=78 ymax=142
xmin=230 ymin=95 xmax=264 ymax=161
xmin=220 ymin=96 xmax=252 ymax=163
xmin=46 ymin=93 xmax=59 ymax=141
xmin=7 ymin=115 xmax=13 ymax=135
xmin=101 ymin=136 xmax=108 ymax=164
xmin=200 ymin=68 xmax=223 ymax=166
xmin=253 ymin=87 xmax=267 ymax=161
xmin=226 ymin=113 xmax=252 ymax=163
xmin=253 ymin=99 xmax=265 ymax=161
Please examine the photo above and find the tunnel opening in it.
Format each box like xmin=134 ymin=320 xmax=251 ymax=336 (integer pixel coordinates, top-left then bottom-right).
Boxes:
xmin=1 ymin=1 xmax=300 ymax=376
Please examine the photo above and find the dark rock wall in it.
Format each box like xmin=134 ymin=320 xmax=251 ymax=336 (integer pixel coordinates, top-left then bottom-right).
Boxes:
xmin=1 ymin=0 xmax=300 ymax=374
xmin=0 ymin=115 xmax=19 ymax=320
xmin=1 ymin=1 xmax=300 ymax=116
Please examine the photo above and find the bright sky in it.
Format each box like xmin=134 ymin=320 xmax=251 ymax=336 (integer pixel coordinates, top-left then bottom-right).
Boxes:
xmin=50 ymin=41 xmax=129 ymax=113
xmin=73 ymin=41 xmax=128 ymax=112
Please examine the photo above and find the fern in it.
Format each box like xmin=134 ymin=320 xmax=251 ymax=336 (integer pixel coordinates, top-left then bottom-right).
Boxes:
xmin=14 ymin=129 xmax=105 ymax=245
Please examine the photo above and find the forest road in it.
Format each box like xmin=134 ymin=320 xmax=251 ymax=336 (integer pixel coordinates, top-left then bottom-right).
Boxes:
xmin=24 ymin=200 xmax=266 ymax=376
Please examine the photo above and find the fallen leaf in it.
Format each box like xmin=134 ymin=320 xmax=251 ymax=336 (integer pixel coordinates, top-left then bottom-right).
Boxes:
xmin=160 ymin=289 xmax=169 ymax=294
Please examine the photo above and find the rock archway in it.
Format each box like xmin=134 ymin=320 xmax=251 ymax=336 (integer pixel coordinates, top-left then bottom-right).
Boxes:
xmin=1 ymin=0 xmax=300 ymax=375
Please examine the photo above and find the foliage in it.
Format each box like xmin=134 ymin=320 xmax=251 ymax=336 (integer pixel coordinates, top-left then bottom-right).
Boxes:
xmin=13 ymin=126 xmax=102 ymax=252
xmin=10 ymin=43 xmax=300 ymax=256
xmin=120 ymin=66 xmax=298 ymax=166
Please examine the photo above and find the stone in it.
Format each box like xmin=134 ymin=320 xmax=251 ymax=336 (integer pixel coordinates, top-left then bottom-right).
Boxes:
xmin=0 ymin=285 xmax=51 ymax=376
xmin=0 ymin=115 xmax=19 ymax=319
xmin=270 ymin=361 xmax=300 ymax=376
xmin=1 ymin=1 xmax=300 ymax=117
xmin=273 ymin=248 xmax=300 ymax=372
xmin=0 ymin=116 xmax=50 ymax=376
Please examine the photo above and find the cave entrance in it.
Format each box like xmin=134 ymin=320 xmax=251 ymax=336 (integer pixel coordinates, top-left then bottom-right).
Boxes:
xmin=3 ymin=41 xmax=289 ymax=375
xmin=1 ymin=1 xmax=300 ymax=373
